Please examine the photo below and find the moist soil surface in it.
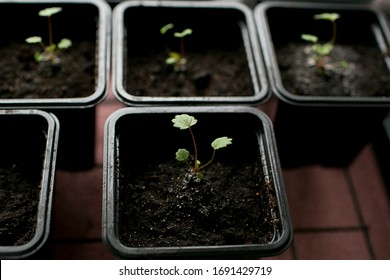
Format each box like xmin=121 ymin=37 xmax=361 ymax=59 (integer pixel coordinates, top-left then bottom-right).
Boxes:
xmin=277 ymin=43 xmax=390 ymax=97
xmin=118 ymin=158 xmax=279 ymax=248
xmin=0 ymin=163 xmax=40 ymax=246
xmin=125 ymin=47 xmax=255 ymax=97
xmin=0 ymin=41 xmax=95 ymax=99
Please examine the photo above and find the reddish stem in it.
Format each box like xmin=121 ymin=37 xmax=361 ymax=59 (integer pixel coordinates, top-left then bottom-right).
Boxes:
xmin=188 ymin=127 xmax=198 ymax=173
xmin=48 ymin=16 xmax=53 ymax=46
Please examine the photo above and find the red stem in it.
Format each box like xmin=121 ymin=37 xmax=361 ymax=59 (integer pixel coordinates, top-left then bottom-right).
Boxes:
xmin=188 ymin=127 xmax=198 ymax=173
xmin=48 ymin=16 xmax=53 ymax=46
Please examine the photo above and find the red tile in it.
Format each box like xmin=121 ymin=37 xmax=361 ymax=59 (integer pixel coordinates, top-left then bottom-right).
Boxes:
xmin=283 ymin=165 xmax=360 ymax=228
xmin=293 ymin=231 xmax=372 ymax=260
xmin=95 ymin=94 xmax=125 ymax=165
xmin=262 ymin=247 xmax=295 ymax=260
xmin=50 ymin=242 xmax=118 ymax=260
xmin=349 ymin=145 xmax=390 ymax=260
xmin=257 ymin=95 xmax=278 ymax=122
xmin=52 ymin=168 xmax=103 ymax=239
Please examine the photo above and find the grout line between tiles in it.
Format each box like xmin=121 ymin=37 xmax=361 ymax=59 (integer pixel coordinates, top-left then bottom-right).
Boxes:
xmin=53 ymin=238 xmax=103 ymax=245
xmin=290 ymin=242 xmax=299 ymax=260
xmin=294 ymin=226 xmax=368 ymax=233
xmin=344 ymin=168 xmax=376 ymax=260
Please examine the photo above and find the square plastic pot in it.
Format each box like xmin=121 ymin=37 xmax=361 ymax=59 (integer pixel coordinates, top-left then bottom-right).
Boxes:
xmin=112 ymin=0 xmax=269 ymax=106
xmin=255 ymin=1 xmax=390 ymax=167
xmin=0 ymin=0 xmax=111 ymax=170
xmin=0 ymin=109 xmax=59 ymax=259
xmin=103 ymin=106 xmax=292 ymax=259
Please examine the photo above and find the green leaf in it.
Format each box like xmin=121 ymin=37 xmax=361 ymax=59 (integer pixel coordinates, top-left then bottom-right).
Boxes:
xmin=58 ymin=38 xmax=72 ymax=49
xmin=166 ymin=57 xmax=177 ymax=65
xmin=160 ymin=23 xmax=174 ymax=35
xmin=172 ymin=114 xmax=197 ymax=130
xmin=46 ymin=44 xmax=56 ymax=53
xmin=314 ymin=13 xmax=340 ymax=22
xmin=34 ymin=52 xmax=43 ymax=62
xmin=211 ymin=137 xmax=233 ymax=150
xmin=195 ymin=172 xmax=203 ymax=182
xmin=175 ymin=149 xmax=189 ymax=161
xmin=165 ymin=52 xmax=180 ymax=65
xmin=26 ymin=36 xmax=42 ymax=44
xmin=312 ymin=43 xmax=333 ymax=56
xmin=39 ymin=7 xmax=63 ymax=17
xmin=174 ymin=29 xmax=192 ymax=38
xmin=301 ymin=34 xmax=318 ymax=43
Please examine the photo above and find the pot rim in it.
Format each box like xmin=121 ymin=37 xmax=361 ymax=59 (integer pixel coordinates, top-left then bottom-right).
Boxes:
xmin=102 ymin=106 xmax=293 ymax=259
xmin=0 ymin=109 xmax=59 ymax=259
xmin=112 ymin=0 xmax=270 ymax=106
xmin=0 ymin=0 xmax=111 ymax=109
xmin=255 ymin=1 xmax=390 ymax=107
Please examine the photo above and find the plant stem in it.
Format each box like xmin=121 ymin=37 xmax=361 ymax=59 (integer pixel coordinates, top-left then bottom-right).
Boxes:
xmin=331 ymin=20 xmax=337 ymax=45
xmin=178 ymin=37 xmax=186 ymax=70
xmin=48 ymin=16 xmax=53 ymax=46
xmin=198 ymin=149 xmax=216 ymax=171
xmin=180 ymin=37 xmax=185 ymax=61
xmin=188 ymin=127 xmax=198 ymax=173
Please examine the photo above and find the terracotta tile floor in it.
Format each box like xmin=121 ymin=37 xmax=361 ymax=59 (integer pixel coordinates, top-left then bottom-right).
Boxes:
xmin=30 ymin=90 xmax=388 ymax=260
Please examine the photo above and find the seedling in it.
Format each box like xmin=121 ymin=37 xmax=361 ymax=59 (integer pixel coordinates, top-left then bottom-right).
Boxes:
xmin=172 ymin=114 xmax=232 ymax=182
xmin=301 ymin=13 xmax=341 ymax=72
xmin=25 ymin=7 xmax=72 ymax=64
xmin=160 ymin=23 xmax=192 ymax=72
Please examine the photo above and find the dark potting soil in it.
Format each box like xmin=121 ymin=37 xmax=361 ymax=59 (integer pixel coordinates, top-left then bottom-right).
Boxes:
xmin=118 ymin=158 xmax=279 ymax=248
xmin=0 ymin=41 xmax=95 ymax=99
xmin=276 ymin=43 xmax=390 ymax=97
xmin=0 ymin=164 xmax=40 ymax=246
xmin=125 ymin=47 xmax=255 ymax=97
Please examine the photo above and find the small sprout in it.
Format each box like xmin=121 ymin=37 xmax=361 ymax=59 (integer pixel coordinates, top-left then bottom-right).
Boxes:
xmin=57 ymin=38 xmax=72 ymax=49
xmin=160 ymin=23 xmax=174 ymax=35
xmin=26 ymin=7 xmax=72 ymax=64
xmin=160 ymin=23 xmax=193 ymax=72
xmin=172 ymin=114 xmax=233 ymax=181
xmin=314 ymin=13 xmax=340 ymax=22
xmin=301 ymin=12 xmax=341 ymax=73
xmin=39 ymin=7 xmax=63 ymax=17
xmin=174 ymin=29 xmax=193 ymax=38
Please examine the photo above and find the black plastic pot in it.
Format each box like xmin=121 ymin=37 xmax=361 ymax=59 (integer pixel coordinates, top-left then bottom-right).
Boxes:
xmin=112 ymin=0 xmax=269 ymax=106
xmin=255 ymin=1 xmax=390 ymax=167
xmin=0 ymin=109 xmax=59 ymax=259
xmin=0 ymin=0 xmax=111 ymax=170
xmin=103 ymin=106 xmax=292 ymax=259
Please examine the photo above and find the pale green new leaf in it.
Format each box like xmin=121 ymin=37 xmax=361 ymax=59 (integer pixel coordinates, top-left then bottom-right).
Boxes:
xmin=166 ymin=52 xmax=180 ymax=65
xmin=46 ymin=44 xmax=56 ymax=53
xmin=312 ymin=43 xmax=333 ymax=56
xmin=175 ymin=149 xmax=189 ymax=161
xmin=58 ymin=38 xmax=72 ymax=49
xmin=174 ymin=29 xmax=193 ymax=38
xmin=211 ymin=137 xmax=233 ymax=150
xmin=172 ymin=114 xmax=197 ymax=130
xmin=196 ymin=172 xmax=204 ymax=182
xmin=26 ymin=36 xmax=42 ymax=44
xmin=160 ymin=23 xmax=174 ymax=35
xmin=314 ymin=13 xmax=340 ymax=22
xmin=166 ymin=57 xmax=177 ymax=65
xmin=39 ymin=7 xmax=62 ymax=17
xmin=301 ymin=34 xmax=318 ymax=43
xmin=34 ymin=52 xmax=43 ymax=62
